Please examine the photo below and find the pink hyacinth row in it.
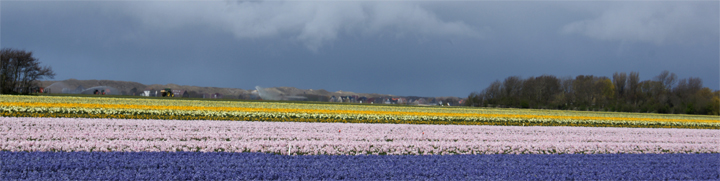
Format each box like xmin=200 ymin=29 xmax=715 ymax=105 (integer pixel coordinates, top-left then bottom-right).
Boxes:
xmin=1 ymin=117 xmax=718 ymax=155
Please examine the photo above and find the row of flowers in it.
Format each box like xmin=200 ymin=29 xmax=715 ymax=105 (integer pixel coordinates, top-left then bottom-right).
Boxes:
xmin=2 ymin=117 xmax=718 ymax=154
xmin=4 ymin=152 xmax=718 ymax=180
xmin=2 ymin=95 xmax=719 ymax=128
xmin=5 ymin=95 xmax=718 ymax=120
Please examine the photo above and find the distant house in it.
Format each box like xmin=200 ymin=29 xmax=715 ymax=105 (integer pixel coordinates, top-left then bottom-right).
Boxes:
xmin=397 ymin=98 xmax=406 ymax=104
xmin=410 ymin=100 xmax=420 ymax=105
xmin=211 ymin=93 xmax=223 ymax=99
xmin=358 ymin=96 xmax=367 ymax=103
xmin=418 ymin=98 xmax=427 ymax=105
xmin=390 ymin=98 xmax=400 ymax=104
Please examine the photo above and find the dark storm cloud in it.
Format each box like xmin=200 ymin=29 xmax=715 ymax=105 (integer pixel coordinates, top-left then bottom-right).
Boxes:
xmin=560 ymin=2 xmax=718 ymax=47
xmin=121 ymin=1 xmax=485 ymax=51
xmin=1 ymin=1 xmax=717 ymax=97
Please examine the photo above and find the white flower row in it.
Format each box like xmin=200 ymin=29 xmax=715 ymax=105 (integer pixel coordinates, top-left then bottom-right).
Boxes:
xmin=1 ymin=117 xmax=718 ymax=155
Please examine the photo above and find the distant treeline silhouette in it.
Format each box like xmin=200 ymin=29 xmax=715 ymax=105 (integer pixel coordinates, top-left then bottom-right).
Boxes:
xmin=466 ymin=71 xmax=719 ymax=115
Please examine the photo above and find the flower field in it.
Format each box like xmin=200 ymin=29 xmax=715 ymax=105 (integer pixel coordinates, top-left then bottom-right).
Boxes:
xmin=2 ymin=95 xmax=719 ymax=128
xmin=3 ymin=152 xmax=718 ymax=180
xmin=2 ymin=117 xmax=719 ymax=154
xmin=2 ymin=95 xmax=719 ymax=179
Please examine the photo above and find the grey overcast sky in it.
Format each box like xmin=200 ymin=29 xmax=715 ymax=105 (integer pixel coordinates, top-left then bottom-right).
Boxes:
xmin=1 ymin=1 xmax=718 ymax=97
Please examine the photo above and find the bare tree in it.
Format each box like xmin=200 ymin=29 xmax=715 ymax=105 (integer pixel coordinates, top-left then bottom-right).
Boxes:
xmin=465 ymin=91 xmax=484 ymax=107
xmin=627 ymin=72 xmax=640 ymax=105
xmin=501 ymin=76 xmax=522 ymax=106
xmin=483 ymin=80 xmax=502 ymax=106
xmin=558 ymin=76 xmax=574 ymax=107
xmin=502 ymin=76 xmax=522 ymax=98
xmin=0 ymin=48 xmax=55 ymax=94
xmin=573 ymin=75 xmax=596 ymax=108
xmin=521 ymin=76 xmax=537 ymax=108
xmin=687 ymin=77 xmax=703 ymax=94
xmin=655 ymin=70 xmax=677 ymax=91
xmin=560 ymin=76 xmax=573 ymax=94
xmin=536 ymin=75 xmax=560 ymax=107
xmin=612 ymin=72 xmax=627 ymax=98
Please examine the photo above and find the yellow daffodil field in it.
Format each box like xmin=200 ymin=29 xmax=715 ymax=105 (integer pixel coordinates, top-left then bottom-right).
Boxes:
xmin=1 ymin=95 xmax=718 ymax=129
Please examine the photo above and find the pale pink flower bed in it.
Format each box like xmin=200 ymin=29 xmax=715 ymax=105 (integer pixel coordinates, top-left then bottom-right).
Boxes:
xmin=1 ymin=117 xmax=718 ymax=155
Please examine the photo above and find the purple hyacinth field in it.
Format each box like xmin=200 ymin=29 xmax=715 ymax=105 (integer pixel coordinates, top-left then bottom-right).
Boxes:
xmin=3 ymin=152 xmax=719 ymax=180
xmin=2 ymin=117 xmax=719 ymax=180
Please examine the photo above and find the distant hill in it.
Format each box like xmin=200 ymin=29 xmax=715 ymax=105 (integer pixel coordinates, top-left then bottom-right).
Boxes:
xmin=39 ymin=79 xmax=398 ymax=99
xmin=39 ymin=79 xmax=463 ymax=105
xmin=40 ymin=79 xmax=148 ymax=95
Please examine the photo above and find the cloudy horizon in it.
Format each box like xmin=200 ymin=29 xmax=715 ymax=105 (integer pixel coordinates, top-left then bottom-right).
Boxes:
xmin=2 ymin=1 xmax=718 ymax=97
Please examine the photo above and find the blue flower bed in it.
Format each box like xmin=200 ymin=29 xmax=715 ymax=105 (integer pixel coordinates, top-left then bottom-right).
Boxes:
xmin=2 ymin=152 xmax=718 ymax=180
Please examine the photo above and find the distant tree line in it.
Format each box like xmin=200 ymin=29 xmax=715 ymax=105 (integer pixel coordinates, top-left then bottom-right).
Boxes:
xmin=466 ymin=71 xmax=719 ymax=115
xmin=0 ymin=48 xmax=55 ymax=94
